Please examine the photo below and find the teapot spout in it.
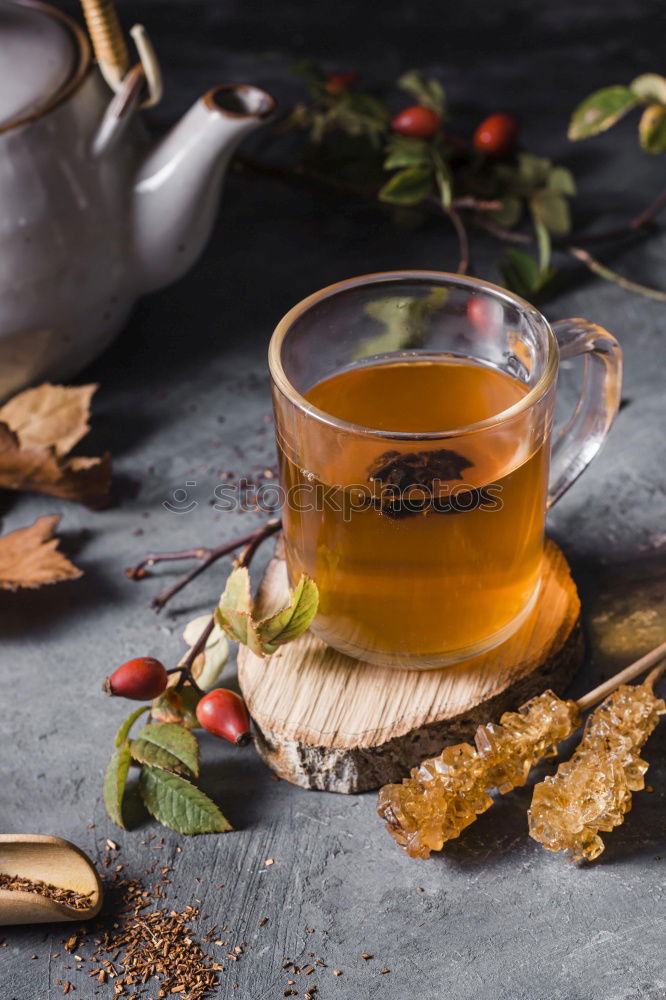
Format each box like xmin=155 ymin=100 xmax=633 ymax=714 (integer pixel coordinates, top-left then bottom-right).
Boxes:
xmin=132 ymin=84 xmax=274 ymax=293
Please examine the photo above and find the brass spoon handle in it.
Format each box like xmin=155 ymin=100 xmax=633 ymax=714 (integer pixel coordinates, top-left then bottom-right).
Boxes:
xmin=79 ymin=0 xmax=129 ymax=88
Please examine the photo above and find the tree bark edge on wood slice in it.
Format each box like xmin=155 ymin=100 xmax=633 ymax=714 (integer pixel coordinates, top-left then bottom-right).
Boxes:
xmin=238 ymin=538 xmax=584 ymax=794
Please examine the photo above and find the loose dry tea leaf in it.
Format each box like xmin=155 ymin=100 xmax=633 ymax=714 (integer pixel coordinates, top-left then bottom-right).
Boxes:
xmin=103 ymin=742 xmax=132 ymax=829
xmin=139 ymin=765 xmax=232 ymax=835
xmin=0 ymin=514 xmax=82 ymax=591
xmin=132 ymin=722 xmax=200 ymax=777
xmin=0 ymin=383 xmax=110 ymax=509
xmin=0 ymin=873 xmax=93 ymax=910
xmin=0 ymin=383 xmax=97 ymax=456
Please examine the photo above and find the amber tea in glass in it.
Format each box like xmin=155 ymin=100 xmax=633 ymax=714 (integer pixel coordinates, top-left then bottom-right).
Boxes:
xmin=270 ymin=273 xmax=622 ymax=669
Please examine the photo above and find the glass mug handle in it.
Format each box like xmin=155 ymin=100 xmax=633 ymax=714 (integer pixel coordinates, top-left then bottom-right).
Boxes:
xmin=547 ymin=318 xmax=623 ymax=508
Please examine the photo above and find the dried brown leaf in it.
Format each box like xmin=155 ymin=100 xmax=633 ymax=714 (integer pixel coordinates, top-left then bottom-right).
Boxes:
xmin=0 ymin=514 xmax=82 ymax=590
xmin=0 ymin=383 xmax=98 ymax=456
xmin=0 ymin=420 xmax=111 ymax=509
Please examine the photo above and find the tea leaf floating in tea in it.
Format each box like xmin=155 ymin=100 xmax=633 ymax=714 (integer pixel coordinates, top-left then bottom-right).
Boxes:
xmin=377 ymin=691 xmax=581 ymax=858
xmin=528 ymin=676 xmax=665 ymax=861
xmin=368 ymin=447 xmax=477 ymax=518
xmin=377 ymin=644 xmax=666 ymax=858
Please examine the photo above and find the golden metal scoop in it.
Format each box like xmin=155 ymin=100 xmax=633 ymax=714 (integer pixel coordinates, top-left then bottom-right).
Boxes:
xmin=0 ymin=834 xmax=103 ymax=925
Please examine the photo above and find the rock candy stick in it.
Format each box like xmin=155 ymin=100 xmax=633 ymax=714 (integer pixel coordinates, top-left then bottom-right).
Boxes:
xmin=377 ymin=643 xmax=666 ymax=860
xmin=528 ymin=676 xmax=665 ymax=861
xmin=377 ymin=691 xmax=581 ymax=859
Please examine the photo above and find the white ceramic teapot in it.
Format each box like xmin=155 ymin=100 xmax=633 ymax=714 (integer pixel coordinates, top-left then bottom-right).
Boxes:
xmin=0 ymin=0 xmax=274 ymax=399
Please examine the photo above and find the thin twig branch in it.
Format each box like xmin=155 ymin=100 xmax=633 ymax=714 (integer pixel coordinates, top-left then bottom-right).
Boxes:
xmin=126 ymin=520 xmax=282 ymax=611
xmin=445 ymin=204 xmax=471 ymax=274
xmin=567 ymin=246 xmax=666 ymax=302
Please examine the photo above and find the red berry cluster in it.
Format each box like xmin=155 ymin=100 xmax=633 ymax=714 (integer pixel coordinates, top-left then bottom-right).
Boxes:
xmin=104 ymin=658 xmax=251 ymax=745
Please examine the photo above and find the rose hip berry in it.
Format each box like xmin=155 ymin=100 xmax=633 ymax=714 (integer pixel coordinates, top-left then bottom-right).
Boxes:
xmin=473 ymin=113 xmax=518 ymax=158
xmin=391 ymin=105 xmax=440 ymax=139
xmin=196 ymin=689 xmax=252 ymax=746
xmin=467 ymin=295 xmax=503 ymax=336
xmin=103 ymin=657 xmax=168 ymax=700
xmin=325 ymin=70 xmax=357 ymax=94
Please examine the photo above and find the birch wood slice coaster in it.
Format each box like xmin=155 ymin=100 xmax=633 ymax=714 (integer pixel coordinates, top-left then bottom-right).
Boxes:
xmin=238 ymin=537 xmax=583 ymax=793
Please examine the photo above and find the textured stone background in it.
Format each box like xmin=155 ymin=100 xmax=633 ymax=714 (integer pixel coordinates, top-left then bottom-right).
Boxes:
xmin=2 ymin=0 xmax=665 ymax=997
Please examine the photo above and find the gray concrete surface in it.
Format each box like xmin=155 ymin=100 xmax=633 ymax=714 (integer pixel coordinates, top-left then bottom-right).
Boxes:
xmin=2 ymin=1 xmax=665 ymax=997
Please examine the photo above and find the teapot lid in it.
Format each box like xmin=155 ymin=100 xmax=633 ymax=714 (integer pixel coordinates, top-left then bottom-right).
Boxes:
xmin=0 ymin=0 xmax=89 ymax=131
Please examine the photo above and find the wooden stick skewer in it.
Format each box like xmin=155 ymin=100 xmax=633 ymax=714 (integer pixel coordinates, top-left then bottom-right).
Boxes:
xmin=576 ymin=640 xmax=666 ymax=712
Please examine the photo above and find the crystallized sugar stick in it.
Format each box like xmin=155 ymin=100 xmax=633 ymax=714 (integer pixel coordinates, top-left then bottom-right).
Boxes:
xmin=377 ymin=690 xmax=581 ymax=859
xmin=377 ymin=643 xmax=666 ymax=860
xmin=528 ymin=675 xmax=665 ymax=861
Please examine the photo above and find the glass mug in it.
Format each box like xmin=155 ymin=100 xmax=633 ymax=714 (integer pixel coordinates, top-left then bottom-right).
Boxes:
xmin=269 ymin=272 xmax=622 ymax=670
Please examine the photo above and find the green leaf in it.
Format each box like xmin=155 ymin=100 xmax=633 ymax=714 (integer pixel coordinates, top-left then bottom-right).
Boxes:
xmin=103 ymin=742 xmax=132 ymax=829
xmin=534 ymin=217 xmax=551 ymax=274
xmin=397 ymin=71 xmax=445 ymax=114
xmin=568 ymin=86 xmax=638 ymax=139
xmin=379 ymin=166 xmax=433 ymax=205
xmin=353 ymin=287 xmax=448 ymax=360
xmin=631 ymin=73 xmax=666 ymax=105
xmin=139 ymin=766 xmax=232 ymax=835
xmin=131 ymin=738 xmax=190 ymax=776
xmin=547 ymin=166 xmax=576 ymax=196
xmin=215 ymin=566 xmax=262 ymax=652
xmin=255 ymin=575 xmax=319 ymax=654
xmin=114 ymin=706 xmax=150 ymax=748
xmin=134 ymin=722 xmax=200 ymax=777
xmin=639 ymin=104 xmax=666 ymax=153
xmin=490 ymin=196 xmax=522 ymax=228
xmin=515 ymin=152 xmax=552 ymax=188
xmin=432 ymin=150 xmax=453 ymax=208
xmin=501 ymin=249 xmax=556 ymax=299
xmin=220 ymin=565 xmax=253 ymax=616
xmin=531 ymin=190 xmax=572 ymax=235
xmin=384 ymin=135 xmax=430 ymax=169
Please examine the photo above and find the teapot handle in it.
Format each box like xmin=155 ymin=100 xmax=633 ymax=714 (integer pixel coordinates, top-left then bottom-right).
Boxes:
xmin=547 ymin=318 xmax=623 ymax=508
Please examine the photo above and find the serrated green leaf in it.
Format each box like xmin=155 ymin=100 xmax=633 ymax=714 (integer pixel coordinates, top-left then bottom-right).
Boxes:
xmin=384 ymin=135 xmax=430 ymax=169
xmin=130 ymin=738 xmax=188 ymax=775
xmin=104 ymin=742 xmax=132 ymax=829
xmin=135 ymin=722 xmax=200 ymax=777
xmin=139 ymin=766 xmax=231 ymax=835
xmin=490 ymin=196 xmax=523 ymax=228
xmin=220 ymin=566 xmax=253 ymax=616
xmin=114 ymin=706 xmax=150 ymax=748
xmin=531 ymin=190 xmax=571 ymax=235
xmin=398 ymin=71 xmax=445 ymax=114
xmin=639 ymin=103 xmax=666 ymax=153
xmin=256 ymin=575 xmax=319 ymax=654
xmin=631 ymin=73 xmax=666 ymax=105
xmin=215 ymin=565 xmax=261 ymax=649
xmin=547 ymin=166 xmax=577 ymax=196
xmin=569 ymin=86 xmax=638 ymax=140
xmin=379 ymin=166 xmax=433 ymax=205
